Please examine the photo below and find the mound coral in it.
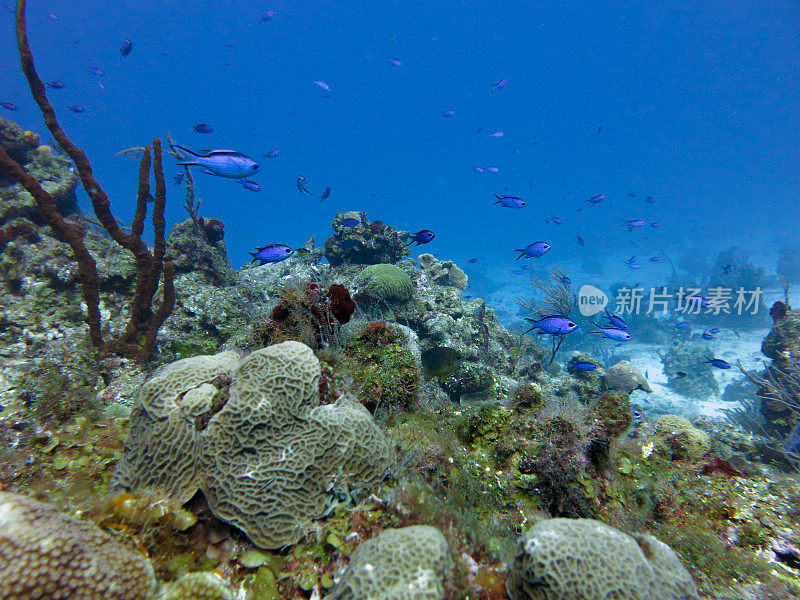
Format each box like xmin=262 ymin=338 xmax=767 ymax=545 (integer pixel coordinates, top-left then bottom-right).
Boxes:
xmin=111 ymin=341 xmax=395 ymax=548
xmin=604 ymin=360 xmax=652 ymax=393
xmin=418 ymin=252 xmax=468 ymax=290
xmin=646 ymin=415 xmax=710 ymax=461
xmin=324 ymin=211 xmax=411 ymax=266
xmin=0 ymin=491 xmax=156 ymax=600
xmin=506 ymin=518 xmax=698 ymax=600
xmin=325 ymin=525 xmax=453 ymax=600
xmin=354 ymin=263 xmax=414 ymax=303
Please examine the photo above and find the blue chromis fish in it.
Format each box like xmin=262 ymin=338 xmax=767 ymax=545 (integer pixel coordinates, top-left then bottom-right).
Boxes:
xmin=296 ymin=175 xmax=312 ymax=194
xmin=319 ymin=186 xmax=331 ymax=201
xmin=494 ymin=194 xmax=525 ymax=208
xmin=577 ymin=235 xmax=585 ymax=246
xmin=67 ymin=105 xmax=85 ymax=113
xmin=313 ymin=80 xmax=332 ymax=95
xmin=704 ymin=357 xmax=731 ymax=369
xmin=173 ymin=172 xmax=185 ymax=185
xmin=442 ymin=109 xmax=456 ymax=117
xmin=386 ymin=57 xmax=403 ymax=67
xmin=249 ymin=244 xmax=294 ymax=264
xmin=484 ymin=165 xmax=500 ymax=173
xmin=264 ymin=150 xmax=281 ymax=158
xmin=603 ymin=310 xmax=628 ymax=330
xmin=259 ymin=10 xmax=274 ymax=22
xmin=119 ymin=39 xmax=133 ymax=57
xmin=87 ymin=66 xmax=105 ymax=76
xmin=708 ymin=328 xmax=721 ymax=334
xmin=623 ymin=219 xmax=646 ymax=230
xmin=176 ymin=146 xmax=259 ymax=179
xmin=409 ymin=230 xmax=435 ymax=245
xmin=701 ymin=331 xmax=715 ymax=340
xmin=525 ymin=314 xmax=579 ymax=335
xmin=591 ymin=324 xmax=632 ymax=341
xmin=45 ymin=80 xmax=66 ymax=89
xmin=193 ymin=123 xmax=214 ymax=133
xmin=0 ymin=101 xmax=18 ymax=110
xmin=631 ymin=407 xmax=643 ymax=420
xmin=560 ymin=276 xmax=572 ymax=285
xmin=515 ymin=242 xmax=551 ymax=259
xmin=675 ymin=322 xmax=689 ymax=329
xmin=586 ymin=194 xmax=605 ymax=205
xmin=239 ymin=179 xmax=262 ymax=192
xmin=339 ymin=218 xmax=360 ymax=227
xmin=568 ymin=361 xmax=597 ymax=372
xmin=491 ymin=78 xmax=508 ymax=92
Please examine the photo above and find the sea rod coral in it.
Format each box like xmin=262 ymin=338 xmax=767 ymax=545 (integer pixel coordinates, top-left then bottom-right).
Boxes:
xmin=0 ymin=0 xmax=174 ymax=361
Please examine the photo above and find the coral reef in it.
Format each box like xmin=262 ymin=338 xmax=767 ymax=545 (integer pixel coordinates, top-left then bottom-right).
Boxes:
xmin=506 ymin=518 xmax=699 ymax=600
xmin=325 ymin=525 xmax=453 ymax=600
xmin=646 ymin=415 xmax=711 ymax=461
xmin=0 ymin=491 xmax=156 ymax=600
xmin=324 ymin=211 xmax=410 ymax=266
xmin=661 ymin=340 xmax=719 ymax=399
xmin=112 ymin=341 xmax=395 ymax=548
xmin=418 ymin=252 xmax=468 ymax=290
xmin=605 ymin=360 xmax=652 ymax=393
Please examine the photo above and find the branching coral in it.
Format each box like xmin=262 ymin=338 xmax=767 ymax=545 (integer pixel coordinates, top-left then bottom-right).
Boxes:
xmin=518 ymin=267 xmax=576 ymax=367
xmin=0 ymin=0 xmax=174 ymax=361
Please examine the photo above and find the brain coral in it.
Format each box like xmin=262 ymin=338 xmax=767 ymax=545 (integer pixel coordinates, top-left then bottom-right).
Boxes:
xmin=112 ymin=341 xmax=394 ymax=549
xmin=646 ymin=415 xmax=710 ymax=460
xmin=160 ymin=572 xmax=232 ymax=600
xmin=325 ymin=525 xmax=453 ymax=600
xmin=354 ymin=263 xmax=414 ymax=303
xmin=506 ymin=518 xmax=698 ymax=600
xmin=0 ymin=492 xmax=156 ymax=600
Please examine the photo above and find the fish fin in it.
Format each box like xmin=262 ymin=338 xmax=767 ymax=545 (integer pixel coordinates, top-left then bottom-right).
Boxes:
xmin=175 ymin=160 xmax=201 ymax=167
xmin=174 ymin=145 xmax=204 ymax=157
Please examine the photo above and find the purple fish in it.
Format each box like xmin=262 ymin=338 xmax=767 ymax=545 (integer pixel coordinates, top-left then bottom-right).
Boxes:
xmin=67 ymin=105 xmax=85 ymax=113
xmin=239 ymin=179 xmax=262 ymax=191
xmin=623 ymin=219 xmax=646 ymax=230
xmin=259 ymin=10 xmax=274 ymax=22
xmin=409 ymin=229 xmax=435 ymax=246
xmin=386 ymin=57 xmax=403 ymax=67
xmin=645 ymin=196 xmax=656 ymax=204
xmin=587 ymin=194 xmax=605 ymax=205
xmin=119 ymin=39 xmax=133 ymax=57
xmin=45 ymin=81 xmax=66 ymax=89
xmin=48 ymin=11 xmax=58 ymax=20
xmin=442 ymin=110 xmax=456 ymax=117
xmin=491 ymin=78 xmax=508 ymax=92
xmin=313 ymin=80 xmax=332 ymax=95
xmin=494 ymin=194 xmax=525 ymax=209
xmin=249 ymin=244 xmax=293 ymax=264
xmin=193 ymin=123 xmax=214 ymax=133
xmin=0 ymin=101 xmax=17 ymax=111
xmin=525 ymin=314 xmax=578 ymax=335
xmin=591 ymin=324 xmax=631 ymax=341
xmin=484 ymin=165 xmax=500 ymax=173
xmin=488 ymin=131 xmax=504 ymax=138
xmin=87 ymin=66 xmax=105 ymax=76
xmin=472 ymin=165 xmax=485 ymax=173
xmin=603 ymin=310 xmax=628 ymax=330
xmin=548 ymin=215 xmax=563 ymax=225
xmin=264 ymin=150 xmax=281 ymax=158
xmin=296 ymin=175 xmax=312 ymax=194
xmin=649 ymin=256 xmax=661 ymax=262
xmin=515 ymin=241 xmax=551 ymax=259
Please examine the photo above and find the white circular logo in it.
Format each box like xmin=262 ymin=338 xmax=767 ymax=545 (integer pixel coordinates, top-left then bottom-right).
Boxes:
xmin=578 ymin=284 xmax=608 ymax=316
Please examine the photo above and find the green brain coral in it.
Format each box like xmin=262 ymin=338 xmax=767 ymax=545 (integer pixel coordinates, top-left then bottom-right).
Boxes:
xmin=354 ymin=263 xmax=414 ymax=303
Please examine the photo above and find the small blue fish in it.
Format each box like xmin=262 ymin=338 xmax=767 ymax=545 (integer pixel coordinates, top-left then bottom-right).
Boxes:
xmin=701 ymin=331 xmax=714 ymax=340
xmin=472 ymin=165 xmax=485 ymax=173
xmin=193 ymin=123 xmax=214 ymax=133
xmin=587 ymin=194 xmax=605 ymax=205
xmin=515 ymin=242 xmax=551 ymax=259
xmin=675 ymin=322 xmax=689 ymax=329
xmin=0 ymin=101 xmax=18 ymax=111
xmin=442 ymin=110 xmax=456 ymax=117
xmin=468 ymin=258 xmax=480 ymax=264
xmin=176 ymin=146 xmax=260 ymax=179
xmin=45 ymin=81 xmax=66 ymax=89
xmin=560 ymin=276 xmax=572 ymax=285
xmin=525 ymin=314 xmax=578 ymax=335
xmin=708 ymin=328 xmax=721 ymax=334
xmin=67 ymin=105 xmax=85 ymax=113
xmin=623 ymin=219 xmax=646 ymax=231
xmin=649 ymin=256 xmax=661 ymax=262
xmin=239 ymin=179 xmax=262 ymax=192
xmin=591 ymin=324 xmax=631 ymax=341
xmin=603 ymin=310 xmax=628 ymax=330
xmin=173 ymin=172 xmax=184 ymax=185
xmin=631 ymin=407 xmax=642 ymax=420
xmin=577 ymin=235 xmax=585 ymax=247
xmin=313 ymin=80 xmax=332 ymax=96
xmin=409 ymin=229 xmax=435 ymax=246
xmin=485 ymin=165 xmax=500 ymax=173
xmin=488 ymin=131 xmax=504 ymax=138
xmin=259 ymin=10 xmax=274 ymax=22
xmin=685 ymin=294 xmax=710 ymax=308
xmin=119 ymin=39 xmax=133 ymax=57
xmin=249 ymin=244 xmax=293 ymax=264
xmin=650 ymin=222 xmax=660 ymax=228
xmin=568 ymin=361 xmax=597 ymax=372
xmin=296 ymin=175 xmax=312 ymax=194
xmin=340 ymin=218 xmax=360 ymax=227
xmin=704 ymin=357 xmax=731 ymax=369
xmin=386 ymin=57 xmax=403 ymax=67
xmin=491 ymin=78 xmax=508 ymax=92
xmin=319 ymin=186 xmax=331 ymax=201
xmin=548 ymin=215 xmax=563 ymax=225
xmin=723 ymin=264 xmax=733 ymax=274
xmin=513 ymin=269 xmax=525 ymax=275
xmin=494 ymin=194 xmax=525 ymax=209
xmin=87 ymin=66 xmax=105 ymax=76
xmin=264 ymin=150 xmax=281 ymax=158
xmin=645 ymin=196 xmax=656 ymax=204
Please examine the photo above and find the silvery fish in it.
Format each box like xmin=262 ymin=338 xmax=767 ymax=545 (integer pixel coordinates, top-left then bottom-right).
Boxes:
xmin=175 ymin=146 xmax=259 ymax=179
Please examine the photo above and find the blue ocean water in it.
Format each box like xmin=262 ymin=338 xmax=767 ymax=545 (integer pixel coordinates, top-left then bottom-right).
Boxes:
xmin=1 ymin=0 xmax=799 ymax=294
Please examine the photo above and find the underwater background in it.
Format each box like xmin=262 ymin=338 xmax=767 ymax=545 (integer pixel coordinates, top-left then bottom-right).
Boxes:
xmin=2 ymin=1 xmax=800 ymax=599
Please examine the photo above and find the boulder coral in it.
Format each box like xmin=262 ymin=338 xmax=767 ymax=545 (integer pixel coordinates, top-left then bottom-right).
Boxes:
xmin=0 ymin=491 xmax=156 ymax=600
xmin=325 ymin=525 xmax=453 ymax=600
xmin=111 ymin=341 xmax=395 ymax=548
xmin=506 ymin=518 xmax=698 ymax=600
xmin=646 ymin=415 xmax=711 ymax=461
xmin=354 ymin=263 xmax=415 ymax=303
